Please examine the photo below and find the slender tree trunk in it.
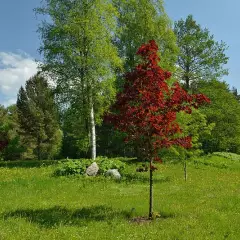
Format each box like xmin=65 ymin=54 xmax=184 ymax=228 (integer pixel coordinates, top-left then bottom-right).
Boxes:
xmin=185 ymin=64 xmax=190 ymax=90
xmin=149 ymin=158 xmax=153 ymax=219
xmin=185 ymin=77 xmax=190 ymax=90
xmin=183 ymin=160 xmax=187 ymax=181
xmin=90 ymin=98 xmax=96 ymax=160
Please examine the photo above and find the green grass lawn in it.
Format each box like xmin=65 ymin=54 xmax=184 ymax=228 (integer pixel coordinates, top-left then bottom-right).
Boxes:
xmin=0 ymin=157 xmax=239 ymax=240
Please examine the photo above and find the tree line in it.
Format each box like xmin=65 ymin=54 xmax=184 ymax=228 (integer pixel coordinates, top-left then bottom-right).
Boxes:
xmin=1 ymin=0 xmax=240 ymax=161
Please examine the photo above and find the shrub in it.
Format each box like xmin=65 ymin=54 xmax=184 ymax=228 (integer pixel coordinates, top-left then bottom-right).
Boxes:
xmin=193 ymin=152 xmax=240 ymax=169
xmin=96 ymin=157 xmax=126 ymax=174
xmin=193 ymin=157 xmax=228 ymax=169
xmin=54 ymin=157 xmax=126 ymax=176
xmin=54 ymin=159 xmax=90 ymax=176
xmin=211 ymin=152 xmax=240 ymax=161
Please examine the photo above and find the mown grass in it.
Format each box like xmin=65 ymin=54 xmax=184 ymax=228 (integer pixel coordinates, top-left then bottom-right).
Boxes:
xmin=0 ymin=156 xmax=239 ymax=240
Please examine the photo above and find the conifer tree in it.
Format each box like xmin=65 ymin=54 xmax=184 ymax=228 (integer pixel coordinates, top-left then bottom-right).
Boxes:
xmin=17 ymin=74 xmax=61 ymax=160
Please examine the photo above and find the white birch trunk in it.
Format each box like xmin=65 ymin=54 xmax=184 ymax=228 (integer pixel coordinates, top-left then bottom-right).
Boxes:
xmin=90 ymin=101 xmax=96 ymax=160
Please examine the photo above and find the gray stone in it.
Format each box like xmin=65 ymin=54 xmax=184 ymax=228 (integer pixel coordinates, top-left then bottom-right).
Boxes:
xmin=105 ymin=169 xmax=121 ymax=180
xmin=86 ymin=162 xmax=99 ymax=176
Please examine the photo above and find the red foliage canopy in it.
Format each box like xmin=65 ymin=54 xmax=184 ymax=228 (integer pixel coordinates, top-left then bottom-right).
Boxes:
xmin=105 ymin=40 xmax=210 ymax=161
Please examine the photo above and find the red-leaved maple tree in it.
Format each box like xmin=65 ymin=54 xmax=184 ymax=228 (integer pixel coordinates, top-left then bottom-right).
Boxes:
xmin=105 ymin=40 xmax=210 ymax=219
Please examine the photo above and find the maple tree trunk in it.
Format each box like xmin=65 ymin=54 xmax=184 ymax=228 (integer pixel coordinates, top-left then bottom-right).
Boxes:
xmin=149 ymin=158 xmax=153 ymax=219
xmin=90 ymin=100 xmax=96 ymax=160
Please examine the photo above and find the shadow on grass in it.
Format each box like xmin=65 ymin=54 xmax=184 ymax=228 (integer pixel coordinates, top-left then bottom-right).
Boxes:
xmin=0 ymin=160 xmax=58 ymax=169
xmin=3 ymin=205 xmax=129 ymax=228
xmin=121 ymin=158 xmax=140 ymax=164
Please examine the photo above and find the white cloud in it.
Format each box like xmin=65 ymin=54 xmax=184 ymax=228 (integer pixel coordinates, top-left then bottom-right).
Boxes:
xmin=0 ymin=51 xmax=38 ymax=106
xmin=1 ymin=98 xmax=16 ymax=107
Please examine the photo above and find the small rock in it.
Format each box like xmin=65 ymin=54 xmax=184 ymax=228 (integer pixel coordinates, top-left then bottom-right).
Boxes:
xmin=86 ymin=162 xmax=99 ymax=176
xmin=105 ymin=169 xmax=121 ymax=180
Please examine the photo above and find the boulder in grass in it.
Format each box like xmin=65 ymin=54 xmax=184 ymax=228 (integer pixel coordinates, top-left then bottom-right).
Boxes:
xmin=105 ymin=169 xmax=121 ymax=180
xmin=86 ymin=162 xmax=99 ymax=176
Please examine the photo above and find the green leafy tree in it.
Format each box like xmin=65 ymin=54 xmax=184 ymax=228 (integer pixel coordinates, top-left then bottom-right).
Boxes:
xmin=0 ymin=105 xmax=11 ymax=159
xmin=35 ymin=0 xmax=122 ymax=159
xmin=60 ymin=107 xmax=90 ymax=159
xmin=17 ymin=74 xmax=62 ymax=160
xmin=97 ymin=123 xmax=134 ymax=157
xmin=174 ymin=15 xmax=228 ymax=90
xmin=113 ymin=0 xmax=179 ymax=74
xmin=198 ymin=80 xmax=240 ymax=153
xmin=162 ymin=109 xmax=214 ymax=181
xmin=3 ymin=105 xmax=24 ymax=160
xmin=0 ymin=105 xmax=24 ymax=160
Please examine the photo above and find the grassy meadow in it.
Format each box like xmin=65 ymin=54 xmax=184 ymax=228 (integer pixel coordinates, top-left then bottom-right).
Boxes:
xmin=0 ymin=155 xmax=239 ymax=240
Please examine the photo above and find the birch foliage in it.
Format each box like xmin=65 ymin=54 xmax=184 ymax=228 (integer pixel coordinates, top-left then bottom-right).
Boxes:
xmin=36 ymin=0 xmax=122 ymax=158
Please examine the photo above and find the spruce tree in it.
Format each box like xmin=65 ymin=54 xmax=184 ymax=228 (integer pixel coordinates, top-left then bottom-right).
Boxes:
xmin=17 ymin=74 xmax=61 ymax=160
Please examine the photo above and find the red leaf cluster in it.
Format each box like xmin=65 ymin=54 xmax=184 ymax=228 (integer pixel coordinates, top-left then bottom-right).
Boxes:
xmin=105 ymin=40 xmax=210 ymax=162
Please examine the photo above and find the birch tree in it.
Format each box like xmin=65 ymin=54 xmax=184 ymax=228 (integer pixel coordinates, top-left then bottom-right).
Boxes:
xmin=35 ymin=0 xmax=121 ymax=159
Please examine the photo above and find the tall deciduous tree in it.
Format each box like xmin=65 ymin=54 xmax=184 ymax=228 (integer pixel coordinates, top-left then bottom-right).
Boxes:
xmin=106 ymin=40 xmax=210 ymax=218
xmin=35 ymin=0 xmax=121 ymax=160
xmin=113 ymin=0 xmax=179 ymax=74
xmin=199 ymin=80 xmax=240 ymax=153
xmin=174 ymin=15 xmax=228 ymax=90
xmin=0 ymin=105 xmax=24 ymax=160
xmin=17 ymin=74 xmax=61 ymax=160
xmin=171 ymin=109 xmax=214 ymax=181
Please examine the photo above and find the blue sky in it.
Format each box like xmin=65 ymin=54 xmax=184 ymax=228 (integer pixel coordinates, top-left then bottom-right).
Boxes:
xmin=0 ymin=0 xmax=239 ymax=106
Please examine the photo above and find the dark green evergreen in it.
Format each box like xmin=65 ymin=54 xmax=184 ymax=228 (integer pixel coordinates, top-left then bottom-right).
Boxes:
xmin=17 ymin=74 xmax=62 ymax=160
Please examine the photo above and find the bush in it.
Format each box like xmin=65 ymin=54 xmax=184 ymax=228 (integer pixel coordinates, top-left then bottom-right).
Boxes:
xmin=193 ymin=152 xmax=240 ymax=169
xmin=96 ymin=157 xmax=126 ymax=174
xmin=54 ymin=160 xmax=90 ymax=176
xmin=54 ymin=157 xmax=126 ymax=176
xmin=211 ymin=152 xmax=240 ymax=161
xmin=193 ymin=157 xmax=228 ymax=169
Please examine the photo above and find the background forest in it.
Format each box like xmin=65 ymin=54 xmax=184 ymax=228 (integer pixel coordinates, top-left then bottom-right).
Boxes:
xmin=1 ymin=0 xmax=239 ymax=162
